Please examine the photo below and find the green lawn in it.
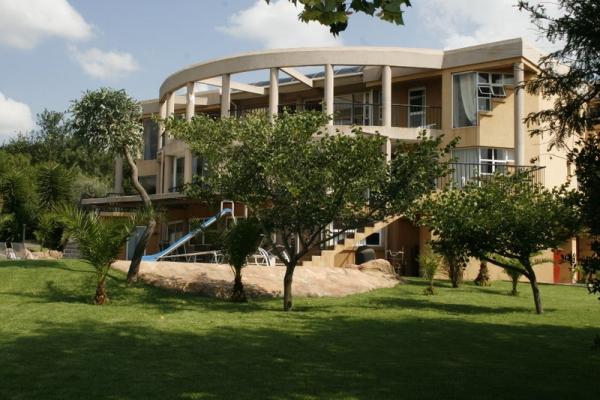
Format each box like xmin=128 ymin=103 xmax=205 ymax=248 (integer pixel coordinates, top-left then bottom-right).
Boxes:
xmin=0 ymin=260 xmax=598 ymax=400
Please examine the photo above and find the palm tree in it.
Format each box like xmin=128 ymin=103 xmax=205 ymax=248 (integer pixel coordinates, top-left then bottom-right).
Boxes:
xmin=221 ymin=218 xmax=263 ymax=302
xmin=60 ymin=206 xmax=134 ymax=304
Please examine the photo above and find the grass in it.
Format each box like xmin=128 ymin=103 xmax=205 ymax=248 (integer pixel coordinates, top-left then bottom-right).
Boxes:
xmin=0 ymin=259 xmax=598 ymax=400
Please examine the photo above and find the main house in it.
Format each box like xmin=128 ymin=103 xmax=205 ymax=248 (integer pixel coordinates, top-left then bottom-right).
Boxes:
xmin=82 ymin=38 xmax=578 ymax=283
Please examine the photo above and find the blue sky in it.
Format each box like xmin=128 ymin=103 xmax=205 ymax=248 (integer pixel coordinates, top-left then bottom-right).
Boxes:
xmin=0 ymin=0 xmax=556 ymax=141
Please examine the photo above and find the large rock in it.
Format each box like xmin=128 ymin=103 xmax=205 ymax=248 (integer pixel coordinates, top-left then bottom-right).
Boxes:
xmin=358 ymin=259 xmax=396 ymax=275
xmin=111 ymin=260 xmax=400 ymax=299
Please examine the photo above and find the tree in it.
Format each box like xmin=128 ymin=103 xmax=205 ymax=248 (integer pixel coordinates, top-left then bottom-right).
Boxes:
xmin=3 ymin=110 xmax=114 ymax=180
xmin=36 ymin=162 xmax=74 ymax=208
xmin=34 ymin=162 xmax=75 ymax=250
xmin=519 ymin=0 xmax=600 ymax=296
xmin=267 ymin=0 xmax=411 ymax=35
xmin=220 ymin=218 xmax=263 ymax=302
xmin=418 ymin=248 xmax=442 ymax=295
xmin=474 ymin=260 xmax=491 ymax=287
xmin=518 ymin=0 xmax=600 ymax=146
xmin=0 ymin=167 xmax=38 ymax=241
xmin=419 ymin=173 xmax=580 ymax=314
xmin=60 ymin=206 xmax=134 ymax=304
xmin=570 ymin=133 xmax=600 ymax=296
xmin=417 ymin=189 xmax=472 ymax=288
xmin=70 ymin=88 xmax=153 ymax=284
xmin=168 ymin=111 xmax=452 ymax=311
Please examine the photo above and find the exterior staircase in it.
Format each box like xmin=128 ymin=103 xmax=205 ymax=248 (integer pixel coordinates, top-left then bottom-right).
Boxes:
xmin=62 ymin=239 xmax=82 ymax=259
xmin=300 ymin=215 xmax=402 ymax=268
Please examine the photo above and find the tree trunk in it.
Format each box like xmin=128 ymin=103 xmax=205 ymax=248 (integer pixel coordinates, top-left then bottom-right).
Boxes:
xmin=123 ymin=149 xmax=155 ymax=285
xmin=511 ymin=276 xmax=519 ymax=295
xmin=474 ymin=260 xmax=490 ymax=286
xmin=449 ymin=260 xmax=462 ymax=288
xmin=94 ymin=277 xmax=107 ymax=305
xmin=283 ymin=264 xmax=295 ymax=311
xmin=524 ymin=262 xmax=543 ymax=314
xmin=231 ymin=267 xmax=247 ymax=302
xmin=127 ymin=218 xmax=156 ymax=284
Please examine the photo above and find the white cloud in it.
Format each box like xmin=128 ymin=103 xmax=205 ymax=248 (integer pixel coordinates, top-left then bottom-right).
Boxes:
xmin=69 ymin=46 xmax=139 ymax=79
xmin=0 ymin=0 xmax=92 ymax=49
xmin=219 ymin=0 xmax=342 ymax=48
xmin=413 ymin=0 xmax=561 ymax=51
xmin=0 ymin=92 xmax=34 ymax=142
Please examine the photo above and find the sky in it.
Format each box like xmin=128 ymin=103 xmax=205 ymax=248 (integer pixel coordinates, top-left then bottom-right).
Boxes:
xmin=0 ymin=0 xmax=560 ymax=141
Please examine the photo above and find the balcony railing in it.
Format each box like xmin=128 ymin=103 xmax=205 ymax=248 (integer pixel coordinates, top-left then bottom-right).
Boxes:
xmin=231 ymin=102 xmax=442 ymax=129
xmin=437 ymin=163 xmax=546 ymax=189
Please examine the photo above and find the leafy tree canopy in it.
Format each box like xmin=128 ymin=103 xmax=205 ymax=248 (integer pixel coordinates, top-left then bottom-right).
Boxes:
xmin=167 ymin=110 xmax=453 ymax=310
xmin=268 ymin=0 xmax=411 ymax=35
xmin=71 ymin=88 xmax=143 ymax=157
xmin=418 ymin=173 xmax=580 ymax=313
xmin=519 ymin=0 xmax=600 ymax=146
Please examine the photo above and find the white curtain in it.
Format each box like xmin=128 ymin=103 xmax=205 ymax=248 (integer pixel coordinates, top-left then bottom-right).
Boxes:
xmin=451 ymin=148 xmax=479 ymax=187
xmin=453 ymin=73 xmax=477 ymax=127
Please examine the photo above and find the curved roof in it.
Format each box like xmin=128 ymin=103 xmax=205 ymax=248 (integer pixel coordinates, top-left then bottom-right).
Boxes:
xmin=158 ymin=38 xmax=543 ymax=101
xmin=159 ymin=47 xmax=444 ymax=100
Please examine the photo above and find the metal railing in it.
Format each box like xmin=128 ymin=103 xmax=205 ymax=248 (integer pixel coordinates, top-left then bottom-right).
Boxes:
xmin=391 ymin=104 xmax=442 ymax=129
xmin=437 ymin=163 xmax=546 ymax=189
xmin=231 ymin=102 xmax=442 ymax=129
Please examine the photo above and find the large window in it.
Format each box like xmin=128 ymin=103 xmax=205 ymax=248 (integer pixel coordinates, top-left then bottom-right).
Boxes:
xmin=453 ymin=72 xmax=513 ymax=127
xmin=408 ymin=87 xmax=426 ymax=127
xmin=192 ymin=155 xmax=208 ymax=178
xmin=451 ymin=147 xmax=515 ymax=186
xmin=453 ymin=73 xmax=477 ymax=128
xmin=477 ymin=73 xmax=512 ymax=111
xmin=479 ymin=148 xmax=514 ymax=173
xmin=142 ymin=119 xmax=158 ymax=160
xmin=333 ymin=91 xmax=376 ymax=125
xmin=172 ymin=157 xmax=184 ymax=190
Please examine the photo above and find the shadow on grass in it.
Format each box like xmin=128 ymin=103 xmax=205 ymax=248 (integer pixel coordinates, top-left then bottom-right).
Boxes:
xmin=0 ymin=259 xmax=281 ymax=314
xmin=0 ymin=316 xmax=597 ymax=400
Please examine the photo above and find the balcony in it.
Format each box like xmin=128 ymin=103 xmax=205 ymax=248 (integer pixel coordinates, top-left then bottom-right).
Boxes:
xmin=232 ymin=103 xmax=442 ymax=130
xmin=437 ymin=163 xmax=546 ymax=189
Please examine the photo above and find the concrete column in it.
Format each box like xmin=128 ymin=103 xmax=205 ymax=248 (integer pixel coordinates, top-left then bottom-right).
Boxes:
xmin=158 ymin=101 xmax=167 ymax=149
xmin=114 ymin=156 xmax=123 ymax=194
xmin=186 ymin=82 xmax=195 ymax=121
xmin=166 ymin=92 xmax=175 ymax=146
xmin=324 ymin=64 xmax=334 ymax=125
xmin=382 ymin=65 xmax=392 ymax=127
xmin=167 ymin=92 xmax=175 ymax=116
xmin=221 ymin=73 xmax=231 ymax=118
xmin=184 ymin=82 xmax=195 ymax=184
xmin=269 ymin=67 xmax=279 ymax=121
xmin=385 ymin=138 xmax=392 ymax=163
xmin=514 ymin=62 xmax=525 ymax=165
xmin=164 ymin=156 xmax=173 ymax=192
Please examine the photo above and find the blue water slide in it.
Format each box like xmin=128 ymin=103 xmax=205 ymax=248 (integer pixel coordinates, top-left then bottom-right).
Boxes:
xmin=141 ymin=208 xmax=232 ymax=262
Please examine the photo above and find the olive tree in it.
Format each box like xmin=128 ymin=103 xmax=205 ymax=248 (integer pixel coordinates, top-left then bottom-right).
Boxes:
xmin=71 ymin=88 xmax=154 ymax=284
xmin=168 ymin=111 xmax=452 ymax=311
xmin=419 ymin=173 xmax=580 ymax=314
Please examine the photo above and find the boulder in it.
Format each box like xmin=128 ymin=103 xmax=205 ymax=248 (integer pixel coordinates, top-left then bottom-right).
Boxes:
xmin=358 ymin=258 xmax=396 ymax=275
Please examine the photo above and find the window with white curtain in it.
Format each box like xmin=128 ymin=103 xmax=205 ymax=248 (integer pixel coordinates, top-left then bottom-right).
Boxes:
xmin=453 ymin=73 xmax=477 ymax=128
xmin=453 ymin=72 xmax=514 ymax=126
